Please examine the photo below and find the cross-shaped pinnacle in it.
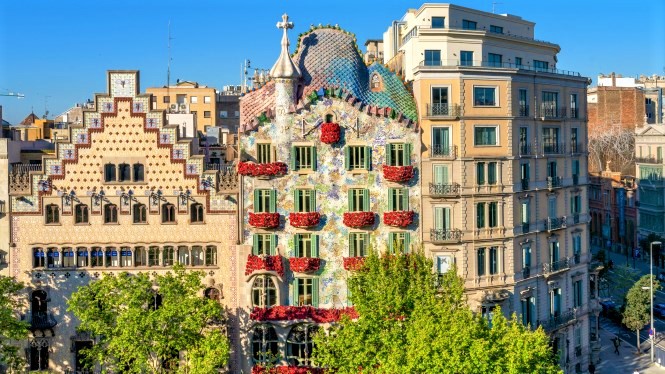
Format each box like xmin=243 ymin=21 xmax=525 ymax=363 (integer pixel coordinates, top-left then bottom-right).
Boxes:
xmin=276 ymin=13 xmax=294 ymax=31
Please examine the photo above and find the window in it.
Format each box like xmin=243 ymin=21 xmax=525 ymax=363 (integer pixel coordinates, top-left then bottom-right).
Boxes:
xmin=431 ymin=16 xmax=445 ymax=28
xmin=482 ymin=306 xmax=495 ymax=328
xmin=104 ymin=204 xmax=118 ymax=224
xmin=522 ymin=245 xmax=531 ymax=270
xmin=118 ymin=163 xmax=131 ymax=182
xmin=219 ymin=110 xmax=228 ymax=118
xmin=477 ymin=248 xmax=486 ymax=276
xmin=541 ymin=91 xmax=559 ymax=117
xmin=547 ymin=160 xmax=558 ymax=179
xmin=294 ymin=234 xmax=319 ymax=258
xmin=133 ymin=203 xmax=147 ymax=223
xmin=76 ymin=247 xmax=88 ymax=267
xmin=388 ymin=188 xmax=409 ymax=211
xmin=462 ymin=19 xmax=477 ymax=30
xmin=162 ymin=203 xmax=176 ymax=223
xmin=287 ymin=324 xmax=318 ymax=367
xmin=121 ymin=247 xmax=132 ymax=267
xmin=163 ymin=96 xmax=170 ymax=103
xmin=488 ymin=162 xmax=497 ymax=185
xmin=254 ymin=189 xmax=276 ymax=213
xmin=389 ymin=232 xmax=410 ymax=253
xmin=573 ymin=236 xmax=582 ymax=263
xmin=550 ymin=288 xmax=562 ymax=318
xmin=474 ymin=126 xmax=498 ymax=145
xmin=521 ymin=202 xmax=529 ymax=229
xmin=204 ymin=111 xmax=211 ymax=118
xmin=29 ymin=339 xmax=49 ymax=371
xmin=521 ymin=296 xmax=536 ymax=327
xmin=46 ymin=204 xmax=60 ymax=224
xmin=476 ymin=202 xmax=486 ymax=228
xmin=191 ymin=246 xmax=204 ymax=266
xmin=148 ymin=246 xmax=159 ymax=266
xmin=253 ymin=234 xmax=276 ymax=256
xmin=518 ymin=89 xmax=528 ymax=116
xmin=75 ymin=204 xmax=89 ymax=224
xmin=345 ymin=145 xmax=371 ymax=170
xmin=488 ymin=246 xmax=499 ymax=274
xmin=257 ymin=143 xmax=272 ymax=164
xmin=252 ymin=275 xmax=278 ymax=307
xmin=434 ymin=206 xmax=451 ymax=231
xmin=91 ymin=247 xmax=103 ymax=267
xmin=488 ymin=53 xmax=502 ymax=67
xmin=62 ymin=247 xmax=75 ymax=267
xmin=386 ymin=143 xmax=411 ymax=166
xmin=534 ymin=60 xmax=549 ymax=71
xmin=348 ymin=188 xmax=369 ymax=212
xmin=133 ymin=163 xmax=145 ymax=182
xmin=570 ymin=94 xmax=578 ymax=118
xmin=571 ymin=128 xmax=579 ymax=153
xmin=177 ymin=246 xmax=189 ymax=265
xmin=460 ymin=51 xmax=473 ymax=66
xmin=573 ymin=280 xmax=583 ymax=308
xmin=293 ymin=278 xmax=318 ymax=306
xmin=436 ymin=255 xmax=453 ymax=274
xmin=291 ymin=146 xmax=317 ymax=171
xmin=163 ymin=246 xmax=175 ymax=266
xmin=488 ymin=202 xmax=499 ymax=227
xmin=490 ymin=25 xmax=503 ymax=34
xmin=252 ymin=325 xmax=279 ymax=364
xmin=424 ymin=50 xmax=441 ymax=66
xmin=205 ymin=245 xmax=217 ymax=265
xmin=204 ymin=287 xmax=220 ymax=302
xmin=294 ymin=189 xmax=316 ymax=213
xmin=204 ymin=96 xmax=211 ymax=104
xmin=474 ymin=87 xmax=496 ymax=106
xmin=104 ymin=163 xmax=116 ymax=182
xmin=190 ymin=203 xmax=204 ymax=223
xmin=190 ymin=96 xmax=198 ymax=104
xmin=432 ymin=127 xmax=451 ymax=156
xmin=549 ymin=241 xmax=560 ymax=263
xmin=571 ymin=195 xmax=582 ymax=214
xmin=135 ymin=247 xmax=146 ymax=267
xmin=476 ymin=162 xmax=485 ymax=185
xmin=515 ymin=57 xmax=522 ymax=67
xmin=74 ymin=341 xmax=93 ymax=373
xmin=106 ymin=247 xmax=119 ymax=267
xmin=349 ymin=232 xmax=369 ymax=257
xmin=542 ymin=127 xmax=560 ymax=153
xmin=520 ymin=162 xmax=530 ymax=188
xmin=234 ymin=110 xmax=240 ymax=118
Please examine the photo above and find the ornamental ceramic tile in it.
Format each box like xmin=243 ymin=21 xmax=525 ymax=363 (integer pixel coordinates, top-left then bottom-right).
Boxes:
xmin=146 ymin=116 xmax=160 ymax=129
xmin=87 ymin=115 xmax=101 ymax=129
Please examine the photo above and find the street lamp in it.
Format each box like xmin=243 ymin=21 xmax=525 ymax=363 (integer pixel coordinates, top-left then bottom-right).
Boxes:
xmin=651 ymin=241 xmax=661 ymax=362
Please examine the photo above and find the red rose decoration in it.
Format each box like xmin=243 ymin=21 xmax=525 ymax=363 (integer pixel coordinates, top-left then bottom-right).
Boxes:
xmin=343 ymin=257 xmax=366 ymax=271
xmin=343 ymin=212 xmax=375 ymax=228
xmin=383 ymin=211 xmax=415 ymax=227
xmin=250 ymin=306 xmax=358 ymax=323
xmin=289 ymin=212 xmax=321 ymax=228
xmin=320 ymin=122 xmax=341 ymax=144
xmin=383 ymin=165 xmax=415 ymax=182
xmin=289 ymin=257 xmax=321 ymax=273
xmin=238 ymin=161 xmax=288 ymax=177
xmin=249 ymin=212 xmax=280 ymax=228
xmin=252 ymin=366 xmax=325 ymax=374
xmin=245 ymin=254 xmax=284 ymax=277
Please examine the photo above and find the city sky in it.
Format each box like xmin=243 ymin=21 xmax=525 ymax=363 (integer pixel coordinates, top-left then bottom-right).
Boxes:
xmin=0 ymin=0 xmax=663 ymax=125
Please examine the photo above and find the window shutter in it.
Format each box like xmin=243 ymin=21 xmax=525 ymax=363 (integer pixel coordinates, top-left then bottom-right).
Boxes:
xmin=388 ymin=188 xmax=395 ymax=211
xmin=293 ymin=279 xmax=300 ymax=306
xmin=363 ymin=233 xmax=369 ymax=256
xmin=271 ymin=145 xmax=277 ymax=164
xmin=570 ymin=196 xmax=573 ymax=214
xmin=294 ymin=234 xmax=301 ymax=257
xmin=445 ymin=208 xmax=451 ymax=230
xmin=312 ymin=278 xmax=320 ymax=307
xmin=404 ymin=233 xmax=411 ymax=253
xmin=344 ymin=146 xmax=351 ymax=170
xmin=363 ymin=189 xmax=370 ymax=211
xmin=403 ymin=143 xmax=412 ymax=165
xmin=401 ymin=188 xmax=409 ymax=211
xmin=310 ymin=190 xmax=316 ymax=211
xmin=269 ymin=190 xmax=277 ymax=213
xmin=364 ymin=146 xmax=372 ymax=170
xmin=349 ymin=234 xmax=355 ymax=257
xmin=386 ymin=144 xmax=393 ymax=165
xmin=252 ymin=234 xmax=259 ymax=255
xmin=434 ymin=207 xmax=443 ymax=230
xmin=348 ymin=190 xmax=353 ymax=211
xmin=311 ymin=146 xmax=317 ymax=171
xmin=293 ymin=190 xmax=300 ymax=212
xmin=389 ymin=232 xmax=395 ymax=253
xmin=269 ymin=234 xmax=276 ymax=255
xmin=290 ymin=146 xmax=297 ymax=170
xmin=313 ymin=235 xmax=319 ymax=258
xmin=253 ymin=190 xmax=259 ymax=211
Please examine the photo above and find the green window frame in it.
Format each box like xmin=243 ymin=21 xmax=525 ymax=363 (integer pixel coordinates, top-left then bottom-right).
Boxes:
xmin=489 ymin=246 xmax=499 ymax=274
xmin=294 ymin=189 xmax=316 ymax=213
xmin=490 ymin=25 xmax=503 ymax=34
xmin=474 ymin=126 xmax=498 ymax=145
xmin=474 ymin=87 xmax=496 ymax=106
xmin=294 ymin=234 xmax=319 ymax=258
xmin=252 ymin=234 xmax=276 ymax=256
xmin=385 ymin=143 xmax=411 ymax=166
xmin=388 ymin=188 xmax=409 ymax=211
xmin=345 ymin=145 xmax=371 ymax=171
xmin=476 ymin=202 xmax=486 ymax=228
xmin=348 ymin=188 xmax=369 ymax=212
xmin=293 ymin=278 xmax=319 ymax=307
xmin=487 ymin=162 xmax=497 ymax=185
xmin=476 ymin=162 xmax=485 ymax=185
xmin=477 ymin=248 xmax=486 ymax=276
xmin=570 ymin=195 xmax=582 ymax=214
xmin=488 ymin=202 xmax=498 ymax=228
xmin=290 ymin=146 xmax=317 ymax=171
xmin=462 ymin=19 xmax=477 ymax=30
xmin=388 ymin=232 xmax=410 ymax=254
xmin=573 ymin=280 xmax=583 ymax=308
xmin=349 ymin=233 xmax=369 ymax=257
xmin=257 ymin=143 xmax=272 ymax=164
xmin=254 ymin=189 xmax=276 ymax=213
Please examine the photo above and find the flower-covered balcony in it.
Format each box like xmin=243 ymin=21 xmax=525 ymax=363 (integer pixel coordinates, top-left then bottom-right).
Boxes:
xmin=383 ymin=165 xmax=415 ymax=183
xmin=383 ymin=210 xmax=415 ymax=227
xmin=245 ymin=254 xmax=284 ymax=277
xmin=238 ymin=161 xmax=288 ymax=177
xmin=249 ymin=212 xmax=281 ymax=229
xmin=252 ymin=366 xmax=324 ymax=374
xmin=320 ymin=122 xmax=341 ymax=144
xmin=288 ymin=257 xmax=321 ymax=273
xmin=343 ymin=212 xmax=375 ymax=228
xmin=343 ymin=256 xmax=366 ymax=271
xmin=250 ymin=305 xmax=358 ymax=322
xmin=288 ymin=212 xmax=321 ymax=228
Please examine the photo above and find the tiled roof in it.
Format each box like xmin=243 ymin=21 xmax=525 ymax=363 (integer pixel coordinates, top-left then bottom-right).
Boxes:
xmin=19 ymin=112 xmax=39 ymax=126
xmin=239 ymin=81 xmax=276 ymax=132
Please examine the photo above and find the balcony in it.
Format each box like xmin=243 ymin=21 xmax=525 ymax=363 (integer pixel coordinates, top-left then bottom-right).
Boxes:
xmin=517 ymin=105 xmax=529 ymax=117
xmin=430 ymin=145 xmax=457 ymax=159
xmin=426 ymin=103 xmax=460 ymax=118
xmin=415 ymin=58 xmax=582 ymax=77
xmin=546 ymin=216 xmax=567 ymax=231
xmin=543 ymin=257 xmax=570 ymax=275
xmin=518 ymin=144 xmax=535 ymax=156
xmin=569 ymin=143 xmax=585 ymax=155
xmin=430 ymin=229 xmax=463 ymax=244
xmin=521 ymin=223 xmax=530 ymax=233
xmin=539 ymin=310 xmax=576 ymax=332
xmin=636 ymin=156 xmax=663 ymax=164
xmin=9 ymin=164 xmax=42 ymax=196
xmin=569 ymin=108 xmax=579 ymax=119
xmin=522 ymin=267 xmax=531 ymax=279
xmin=541 ymin=143 xmax=566 ymax=155
xmin=547 ymin=176 xmax=563 ymax=190
xmin=539 ymin=106 xmax=567 ymax=120
xmin=572 ymin=213 xmax=580 ymax=224
xmin=27 ymin=311 xmax=58 ymax=331
xmin=572 ymin=174 xmax=579 ymax=185
xmin=429 ymin=183 xmax=460 ymax=197
xmin=521 ymin=179 xmax=529 ymax=191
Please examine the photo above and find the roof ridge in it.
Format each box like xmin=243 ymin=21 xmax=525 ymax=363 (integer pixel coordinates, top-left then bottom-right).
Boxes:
xmin=291 ymin=24 xmax=363 ymax=61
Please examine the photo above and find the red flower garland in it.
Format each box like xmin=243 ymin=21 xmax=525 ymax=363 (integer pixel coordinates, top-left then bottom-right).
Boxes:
xmin=245 ymin=254 xmax=284 ymax=277
xmin=343 ymin=257 xmax=366 ymax=271
xmin=383 ymin=165 xmax=415 ymax=182
xmin=252 ymin=366 xmax=325 ymax=374
xmin=289 ymin=212 xmax=321 ymax=228
xmin=250 ymin=306 xmax=359 ymax=323
xmin=320 ymin=122 xmax=341 ymax=144
xmin=343 ymin=212 xmax=375 ymax=228
xmin=289 ymin=257 xmax=321 ymax=273
xmin=249 ymin=212 xmax=280 ymax=228
xmin=383 ymin=211 xmax=415 ymax=227
xmin=238 ymin=161 xmax=288 ymax=177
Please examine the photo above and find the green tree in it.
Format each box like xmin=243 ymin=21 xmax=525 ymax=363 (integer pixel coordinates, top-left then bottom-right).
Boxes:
xmin=68 ymin=265 xmax=229 ymax=373
xmin=623 ymin=274 xmax=661 ymax=353
xmin=0 ymin=276 xmax=29 ymax=372
xmin=313 ymin=251 xmax=561 ymax=373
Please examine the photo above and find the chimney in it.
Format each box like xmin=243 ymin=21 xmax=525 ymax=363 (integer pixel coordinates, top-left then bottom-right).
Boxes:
xmin=611 ymin=72 xmax=616 ymax=87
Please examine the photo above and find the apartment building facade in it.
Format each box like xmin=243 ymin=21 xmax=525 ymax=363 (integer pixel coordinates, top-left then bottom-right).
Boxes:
xmin=146 ymin=80 xmax=218 ymax=135
xmin=381 ymin=4 xmax=594 ymax=371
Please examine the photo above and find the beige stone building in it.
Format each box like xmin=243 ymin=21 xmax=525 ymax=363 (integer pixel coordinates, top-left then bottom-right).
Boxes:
xmin=381 ymin=3 xmax=595 ymax=372
xmin=2 ymin=70 xmax=238 ymax=372
xmin=146 ymin=80 xmax=218 ymax=135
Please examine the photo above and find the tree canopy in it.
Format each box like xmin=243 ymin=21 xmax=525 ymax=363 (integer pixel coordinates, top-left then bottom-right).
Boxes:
xmin=0 ymin=275 xmax=29 ymax=372
xmin=68 ymin=265 xmax=229 ymax=373
xmin=623 ymin=274 xmax=661 ymax=352
xmin=312 ymin=251 xmax=561 ymax=374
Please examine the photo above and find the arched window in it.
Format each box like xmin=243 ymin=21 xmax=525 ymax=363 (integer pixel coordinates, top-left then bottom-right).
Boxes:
xmin=62 ymin=247 xmax=75 ymax=267
xmin=118 ymin=163 xmax=131 ymax=182
xmin=162 ymin=203 xmax=176 ymax=223
xmin=251 ymin=275 xmax=277 ymax=308
xmin=106 ymin=247 xmax=119 ymax=267
xmin=370 ymin=72 xmax=383 ymax=91
xmin=150 ymin=293 xmax=163 ymax=311
xmin=33 ymin=248 xmax=45 ymax=268
xmin=190 ymin=203 xmax=204 ymax=223
xmin=75 ymin=204 xmax=89 ymax=224
xmin=133 ymin=203 xmax=147 ymax=224
xmin=324 ymin=113 xmax=335 ymax=123
xmin=46 ymin=248 xmax=59 ymax=268
xmin=45 ymin=204 xmax=59 ymax=224
xmin=135 ymin=247 xmax=146 ymax=267
xmin=90 ymin=247 xmax=103 ymax=267
xmin=191 ymin=246 xmax=204 ymax=266
xmin=252 ymin=324 xmax=279 ymax=364
xmin=120 ymin=247 xmax=132 ymax=267
xmin=204 ymin=287 xmax=221 ymax=302
xmin=77 ymin=247 xmax=88 ymax=267
xmin=133 ymin=163 xmax=145 ymax=182
xmin=29 ymin=338 xmax=49 ymax=370
xmin=148 ymin=246 xmax=160 ymax=266
xmin=177 ymin=246 xmax=189 ymax=266
xmin=163 ymin=246 xmax=175 ymax=266
xmin=205 ymin=245 xmax=217 ymax=266
xmin=104 ymin=163 xmax=116 ymax=182
xmin=31 ymin=290 xmax=48 ymax=314
xmin=104 ymin=204 xmax=118 ymax=224
xmin=287 ymin=324 xmax=318 ymax=367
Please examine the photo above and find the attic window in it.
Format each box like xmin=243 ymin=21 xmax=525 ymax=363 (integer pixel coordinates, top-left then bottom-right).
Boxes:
xmin=370 ymin=72 xmax=383 ymax=92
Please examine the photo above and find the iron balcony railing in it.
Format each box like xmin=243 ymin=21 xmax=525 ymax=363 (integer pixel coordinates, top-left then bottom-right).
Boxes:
xmin=569 ymin=143 xmax=584 ymax=154
xmin=636 ymin=157 xmax=664 ymax=164
xmin=28 ymin=311 xmax=58 ymax=330
xmin=543 ymin=257 xmax=570 ymax=274
xmin=522 ymin=223 xmax=530 ymax=233
xmin=521 ymin=179 xmax=529 ymax=190
xmin=538 ymin=310 xmax=576 ymax=332
xmin=546 ymin=216 xmax=567 ymax=231
xmin=542 ymin=142 xmax=566 ymax=154
xmin=429 ymin=183 xmax=461 ymax=197
xmin=416 ymin=58 xmax=581 ymax=77
xmin=539 ymin=106 xmax=568 ymax=119
xmin=522 ymin=267 xmax=531 ymax=279
xmin=573 ymin=253 xmax=581 ymax=265
xmin=9 ymin=164 xmax=43 ymax=173
xmin=430 ymin=229 xmax=463 ymax=243
xmin=572 ymin=174 xmax=579 ymax=185
xmin=547 ymin=176 xmax=563 ymax=189
xmin=518 ymin=143 xmax=534 ymax=156
xmin=430 ymin=144 xmax=457 ymax=159
xmin=204 ymin=163 xmax=235 ymax=172
xmin=426 ymin=103 xmax=461 ymax=117
xmin=572 ymin=213 xmax=580 ymax=224
xmin=518 ymin=104 xmax=529 ymax=117
xmin=570 ymin=108 xmax=579 ymax=119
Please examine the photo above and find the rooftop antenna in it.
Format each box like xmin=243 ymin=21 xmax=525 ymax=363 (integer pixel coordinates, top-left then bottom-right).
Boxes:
xmin=492 ymin=2 xmax=503 ymax=14
xmin=43 ymin=95 xmax=51 ymax=119
xmin=167 ymin=20 xmax=174 ymax=88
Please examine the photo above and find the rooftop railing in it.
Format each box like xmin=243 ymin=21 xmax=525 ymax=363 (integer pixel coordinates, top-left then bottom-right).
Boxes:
xmin=417 ymin=59 xmax=581 ymax=77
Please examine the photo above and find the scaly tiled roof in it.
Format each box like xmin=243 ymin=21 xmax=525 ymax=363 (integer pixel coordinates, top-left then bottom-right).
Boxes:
xmin=239 ymin=81 xmax=276 ymax=132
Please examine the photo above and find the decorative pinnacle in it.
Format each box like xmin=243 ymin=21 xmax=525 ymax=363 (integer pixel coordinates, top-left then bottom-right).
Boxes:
xmin=277 ymin=14 xmax=294 ymax=50
xmin=270 ymin=13 xmax=300 ymax=79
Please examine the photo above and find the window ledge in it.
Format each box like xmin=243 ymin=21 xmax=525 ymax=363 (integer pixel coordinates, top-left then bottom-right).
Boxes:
xmin=133 ymin=222 xmax=149 ymax=225
xmin=45 ymin=223 xmax=61 ymax=226
xmin=74 ymin=223 xmax=91 ymax=226
xmin=103 ymin=182 xmax=149 ymax=186
xmin=349 ymin=169 xmax=369 ymax=175
xmin=189 ymin=221 xmax=206 ymax=225
xmin=162 ymin=222 xmax=178 ymax=225
xmin=296 ymin=170 xmax=315 ymax=175
xmin=104 ymin=222 xmax=120 ymax=225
